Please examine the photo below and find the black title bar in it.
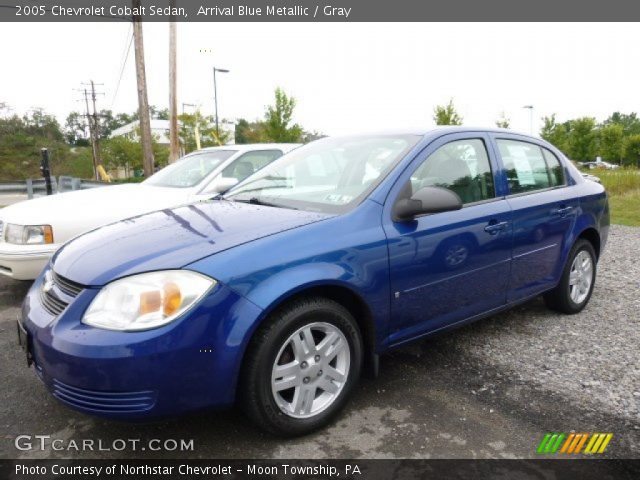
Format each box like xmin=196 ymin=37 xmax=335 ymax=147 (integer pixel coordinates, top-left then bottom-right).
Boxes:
xmin=1 ymin=0 xmax=640 ymax=22
xmin=2 ymin=459 xmax=640 ymax=480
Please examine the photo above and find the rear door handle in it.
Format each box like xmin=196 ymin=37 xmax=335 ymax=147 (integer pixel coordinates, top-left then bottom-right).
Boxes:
xmin=552 ymin=206 xmax=574 ymax=217
xmin=484 ymin=221 xmax=509 ymax=235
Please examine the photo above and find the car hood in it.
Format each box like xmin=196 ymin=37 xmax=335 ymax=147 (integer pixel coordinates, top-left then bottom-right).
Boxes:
xmin=52 ymin=200 xmax=331 ymax=286
xmin=0 ymin=184 xmax=193 ymax=238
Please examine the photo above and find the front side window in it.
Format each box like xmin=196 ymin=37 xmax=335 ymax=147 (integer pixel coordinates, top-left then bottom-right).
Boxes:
xmin=410 ymin=139 xmax=495 ymax=204
xmin=144 ymin=150 xmax=236 ymax=188
xmin=220 ymin=150 xmax=283 ymax=182
xmin=225 ymin=135 xmax=421 ymax=213
xmin=497 ymin=139 xmax=563 ymax=194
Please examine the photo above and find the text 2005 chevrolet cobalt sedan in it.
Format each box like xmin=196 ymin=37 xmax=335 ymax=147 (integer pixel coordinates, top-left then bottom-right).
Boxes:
xmin=19 ymin=127 xmax=609 ymax=436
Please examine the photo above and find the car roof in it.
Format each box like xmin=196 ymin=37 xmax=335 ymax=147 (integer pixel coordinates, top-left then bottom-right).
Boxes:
xmin=323 ymin=126 xmax=540 ymax=141
xmin=198 ymin=143 xmax=301 ymax=153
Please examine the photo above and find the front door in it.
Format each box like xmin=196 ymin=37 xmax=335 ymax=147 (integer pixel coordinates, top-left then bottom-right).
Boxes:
xmin=383 ymin=134 xmax=512 ymax=346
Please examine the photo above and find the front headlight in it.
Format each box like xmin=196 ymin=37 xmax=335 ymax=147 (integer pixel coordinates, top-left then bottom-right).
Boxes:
xmin=5 ymin=224 xmax=54 ymax=245
xmin=82 ymin=270 xmax=216 ymax=331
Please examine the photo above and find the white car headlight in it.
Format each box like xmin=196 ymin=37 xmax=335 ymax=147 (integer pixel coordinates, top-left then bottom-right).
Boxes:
xmin=82 ymin=270 xmax=216 ymax=331
xmin=5 ymin=224 xmax=54 ymax=245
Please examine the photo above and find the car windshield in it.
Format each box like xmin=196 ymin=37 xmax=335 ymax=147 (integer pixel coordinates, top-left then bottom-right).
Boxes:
xmin=143 ymin=150 xmax=236 ymax=188
xmin=225 ymin=135 xmax=420 ymax=213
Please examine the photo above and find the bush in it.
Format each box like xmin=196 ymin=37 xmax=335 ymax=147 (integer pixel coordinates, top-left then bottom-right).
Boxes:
xmin=622 ymin=134 xmax=640 ymax=167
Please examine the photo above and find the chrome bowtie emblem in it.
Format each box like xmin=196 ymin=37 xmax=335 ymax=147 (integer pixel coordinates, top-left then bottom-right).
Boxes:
xmin=43 ymin=272 xmax=54 ymax=293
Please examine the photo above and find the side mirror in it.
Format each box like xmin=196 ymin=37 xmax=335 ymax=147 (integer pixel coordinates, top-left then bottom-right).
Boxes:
xmin=393 ymin=186 xmax=462 ymax=221
xmin=209 ymin=177 xmax=239 ymax=194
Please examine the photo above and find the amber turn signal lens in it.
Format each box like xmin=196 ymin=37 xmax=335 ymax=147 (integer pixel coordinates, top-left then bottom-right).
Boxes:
xmin=43 ymin=225 xmax=54 ymax=244
xmin=163 ymin=282 xmax=182 ymax=316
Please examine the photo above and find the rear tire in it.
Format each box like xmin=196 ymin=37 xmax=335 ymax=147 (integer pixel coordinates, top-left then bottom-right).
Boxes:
xmin=544 ymin=239 xmax=597 ymax=314
xmin=240 ymin=297 xmax=362 ymax=437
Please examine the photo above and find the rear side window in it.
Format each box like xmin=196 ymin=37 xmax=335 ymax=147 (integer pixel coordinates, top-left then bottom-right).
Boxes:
xmin=497 ymin=139 xmax=563 ymax=194
xmin=411 ymin=139 xmax=495 ymax=204
xmin=221 ymin=150 xmax=283 ymax=182
xmin=542 ymin=148 xmax=565 ymax=186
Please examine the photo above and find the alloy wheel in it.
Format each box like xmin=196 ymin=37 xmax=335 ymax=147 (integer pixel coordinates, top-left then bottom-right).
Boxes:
xmin=271 ymin=322 xmax=350 ymax=419
xmin=568 ymin=250 xmax=593 ymax=304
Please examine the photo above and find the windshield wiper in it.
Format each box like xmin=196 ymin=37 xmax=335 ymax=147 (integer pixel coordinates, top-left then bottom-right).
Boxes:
xmin=232 ymin=197 xmax=297 ymax=210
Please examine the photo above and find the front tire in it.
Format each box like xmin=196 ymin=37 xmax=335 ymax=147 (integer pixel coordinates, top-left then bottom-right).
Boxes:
xmin=240 ymin=297 xmax=362 ymax=436
xmin=544 ymin=239 xmax=597 ymax=314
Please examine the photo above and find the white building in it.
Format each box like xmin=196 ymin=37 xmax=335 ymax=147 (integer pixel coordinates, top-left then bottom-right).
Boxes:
xmin=110 ymin=119 xmax=173 ymax=145
xmin=110 ymin=118 xmax=236 ymax=145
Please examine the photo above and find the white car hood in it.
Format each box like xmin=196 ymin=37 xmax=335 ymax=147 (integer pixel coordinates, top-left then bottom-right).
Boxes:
xmin=0 ymin=184 xmax=196 ymax=243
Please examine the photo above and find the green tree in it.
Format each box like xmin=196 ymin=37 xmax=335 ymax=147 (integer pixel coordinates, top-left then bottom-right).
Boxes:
xmin=433 ymin=99 xmax=463 ymax=125
xmin=0 ymin=109 xmax=72 ymax=180
xmin=622 ymin=134 xmax=640 ymax=167
xmin=495 ymin=112 xmax=510 ymax=129
xmin=598 ymin=123 xmax=624 ymax=164
xmin=262 ymin=87 xmax=303 ymax=142
xmin=566 ymin=117 xmax=597 ymax=161
xmin=178 ymin=112 xmax=230 ymax=154
xmin=235 ymin=118 xmax=266 ymax=144
xmin=64 ymin=111 xmax=88 ymax=145
xmin=102 ymin=133 xmax=169 ymax=176
xmin=603 ymin=112 xmax=640 ymax=136
xmin=540 ymin=114 xmax=569 ymax=153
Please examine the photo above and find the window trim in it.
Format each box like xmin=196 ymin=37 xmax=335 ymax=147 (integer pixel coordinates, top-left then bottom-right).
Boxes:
xmin=400 ymin=136 xmax=498 ymax=210
xmin=494 ymin=137 xmax=569 ymax=197
xmin=541 ymin=147 xmax=567 ymax=188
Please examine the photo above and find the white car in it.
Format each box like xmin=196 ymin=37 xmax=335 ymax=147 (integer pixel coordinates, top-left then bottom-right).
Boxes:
xmin=0 ymin=143 xmax=300 ymax=280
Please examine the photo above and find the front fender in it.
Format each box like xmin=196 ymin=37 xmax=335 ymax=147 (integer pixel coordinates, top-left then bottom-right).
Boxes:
xmin=186 ymin=201 xmax=391 ymax=355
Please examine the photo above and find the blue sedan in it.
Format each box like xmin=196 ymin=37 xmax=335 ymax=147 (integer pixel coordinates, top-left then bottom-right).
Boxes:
xmin=19 ymin=127 xmax=609 ymax=436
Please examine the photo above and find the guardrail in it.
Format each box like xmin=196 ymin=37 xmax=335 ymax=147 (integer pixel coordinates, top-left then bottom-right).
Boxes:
xmin=0 ymin=177 xmax=112 ymax=199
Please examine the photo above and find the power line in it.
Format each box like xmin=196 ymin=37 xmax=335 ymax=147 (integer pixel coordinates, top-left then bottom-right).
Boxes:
xmin=112 ymin=24 xmax=134 ymax=107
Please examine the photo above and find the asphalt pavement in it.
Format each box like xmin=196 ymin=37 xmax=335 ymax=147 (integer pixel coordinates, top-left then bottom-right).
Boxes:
xmin=1 ymin=225 xmax=638 ymax=459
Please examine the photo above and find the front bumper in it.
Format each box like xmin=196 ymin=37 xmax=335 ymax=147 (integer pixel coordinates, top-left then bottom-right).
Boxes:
xmin=20 ymin=272 xmax=263 ymax=420
xmin=0 ymin=243 xmax=58 ymax=280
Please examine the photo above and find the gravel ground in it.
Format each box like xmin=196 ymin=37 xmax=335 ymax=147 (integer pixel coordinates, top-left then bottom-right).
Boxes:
xmin=437 ymin=224 xmax=640 ymax=424
xmin=0 ymin=225 xmax=638 ymax=459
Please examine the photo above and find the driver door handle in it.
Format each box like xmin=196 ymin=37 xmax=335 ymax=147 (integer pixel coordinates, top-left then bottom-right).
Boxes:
xmin=484 ymin=221 xmax=509 ymax=235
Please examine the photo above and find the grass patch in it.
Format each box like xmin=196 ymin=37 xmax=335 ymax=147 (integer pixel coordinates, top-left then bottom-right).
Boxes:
xmin=581 ymin=167 xmax=640 ymax=226
xmin=607 ymin=190 xmax=640 ymax=226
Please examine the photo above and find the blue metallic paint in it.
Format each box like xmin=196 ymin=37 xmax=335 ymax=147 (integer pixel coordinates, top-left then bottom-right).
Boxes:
xmin=21 ymin=127 xmax=609 ymax=420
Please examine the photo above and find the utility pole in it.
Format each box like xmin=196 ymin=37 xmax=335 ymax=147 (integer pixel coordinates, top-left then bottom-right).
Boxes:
xmin=523 ymin=105 xmax=534 ymax=135
xmin=89 ymin=80 xmax=103 ymax=172
xmin=78 ymin=81 xmax=104 ymax=180
xmin=82 ymin=89 xmax=99 ymax=180
xmin=213 ymin=67 xmax=229 ymax=140
xmin=182 ymin=103 xmax=201 ymax=151
xmin=168 ymin=14 xmax=180 ymax=162
xmin=132 ymin=0 xmax=155 ymax=177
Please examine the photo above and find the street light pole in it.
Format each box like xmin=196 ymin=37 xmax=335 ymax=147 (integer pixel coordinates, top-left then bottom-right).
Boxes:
xmin=523 ymin=105 xmax=534 ymax=135
xmin=213 ymin=67 xmax=229 ymax=140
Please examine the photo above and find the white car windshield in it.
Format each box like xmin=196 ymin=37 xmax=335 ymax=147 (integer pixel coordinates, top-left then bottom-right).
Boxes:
xmin=225 ymin=135 xmax=420 ymax=213
xmin=143 ymin=150 xmax=236 ymax=188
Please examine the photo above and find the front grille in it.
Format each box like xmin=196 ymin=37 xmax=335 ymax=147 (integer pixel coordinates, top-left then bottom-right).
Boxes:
xmin=40 ymin=289 xmax=68 ymax=316
xmin=39 ymin=270 xmax=85 ymax=316
xmin=52 ymin=379 xmax=156 ymax=413
xmin=51 ymin=271 xmax=84 ymax=297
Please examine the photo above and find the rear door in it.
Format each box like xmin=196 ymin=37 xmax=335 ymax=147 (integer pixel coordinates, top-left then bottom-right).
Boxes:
xmin=491 ymin=135 xmax=578 ymax=302
xmin=383 ymin=133 xmax=513 ymax=345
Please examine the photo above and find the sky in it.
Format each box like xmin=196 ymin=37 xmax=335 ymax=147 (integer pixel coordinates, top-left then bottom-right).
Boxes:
xmin=0 ymin=22 xmax=638 ymax=136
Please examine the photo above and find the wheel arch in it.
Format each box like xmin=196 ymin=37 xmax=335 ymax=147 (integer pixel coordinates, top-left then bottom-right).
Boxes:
xmin=237 ymin=280 xmax=379 ymax=396
xmin=576 ymin=226 xmax=601 ymax=260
